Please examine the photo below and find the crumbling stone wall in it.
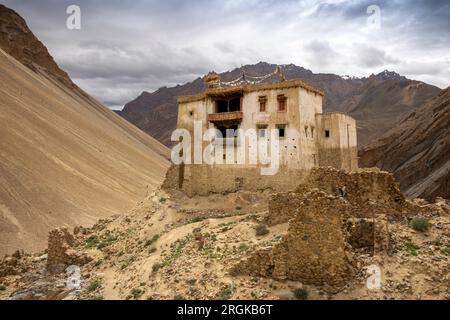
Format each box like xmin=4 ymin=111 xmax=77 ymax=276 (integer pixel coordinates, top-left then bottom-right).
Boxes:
xmin=232 ymin=191 xmax=356 ymax=290
xmin=46 ymin=228 xmax=91 ymax=273
xmin=265 ymin=167 xmax=411 ymax=225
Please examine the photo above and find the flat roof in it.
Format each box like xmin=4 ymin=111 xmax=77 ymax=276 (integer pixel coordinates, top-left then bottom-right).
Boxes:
xmin=178 ymin=79 xmax=325 ymax=104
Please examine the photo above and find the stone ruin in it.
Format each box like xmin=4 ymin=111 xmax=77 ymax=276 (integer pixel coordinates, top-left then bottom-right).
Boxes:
xmin=231 ymin=167 xmax=409 ymax=292
xmin=46 ymin=228 xmax=91 ymax=273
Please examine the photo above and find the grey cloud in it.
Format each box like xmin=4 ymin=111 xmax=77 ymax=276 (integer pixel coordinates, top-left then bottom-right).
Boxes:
xmin=1 ymin=0 xmax=449 ymax=107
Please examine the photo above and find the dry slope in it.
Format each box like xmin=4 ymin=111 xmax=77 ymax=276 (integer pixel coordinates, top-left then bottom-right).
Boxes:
xmin=359 ymin=88 xmax=450 ymax=201
xmin=0 ymin=47 xmax=170 ymax=254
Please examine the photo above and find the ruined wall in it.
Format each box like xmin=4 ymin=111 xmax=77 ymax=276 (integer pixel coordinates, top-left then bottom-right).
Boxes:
xmin=46 ymin=228 xmax=91 ymax=273
xmin=232 ymin=191 xmax=356 ymax=290
xmin=264 ymin=167 xmax=411 ymax=225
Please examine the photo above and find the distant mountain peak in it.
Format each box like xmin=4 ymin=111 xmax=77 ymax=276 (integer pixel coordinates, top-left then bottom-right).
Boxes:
xmin=375 ymin=70 xmax=406 ymax=81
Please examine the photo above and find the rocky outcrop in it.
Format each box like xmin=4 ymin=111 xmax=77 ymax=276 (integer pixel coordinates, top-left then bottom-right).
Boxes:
xmin=46 ymin=228 xmax=91 ymax=273
xmin=0 ymin=4 xmax=76 ymax=90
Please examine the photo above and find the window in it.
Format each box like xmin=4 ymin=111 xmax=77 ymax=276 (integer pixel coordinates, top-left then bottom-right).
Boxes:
xmin=189 ymin=111 xmax=194 ymax=116
xmin=258 ymin=96 xmax=267 ymax=112
xmin=325 ymin=130 xmax=330 ymax=138
xmin=257 ymin=125 xmax=268 ymax=139
xmin=277 ymin=124 xmax=286 ymax=138
xmin=277 ymin=94 xmax=287 ymax=112
xmin=305 ymin=126 xmax=309 ymax=138
xmin=215 ymin=96 xmax=242 ymax=113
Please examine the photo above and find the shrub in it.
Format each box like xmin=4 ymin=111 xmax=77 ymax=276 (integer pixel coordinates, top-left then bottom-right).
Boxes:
xmin=405 ymin=242 xmax=420 ymax=256
xmin=255 ymin=224 xmax=270 ymax=236
xmin=152 ymin=262 xmax=163 ymax=273
xmin=293 ymin=288 xmax=308 ymax=300
xmin=87 ymin=279 xmax=102 ymax=292
xmin=144 ymin=234 xmax=160 ymax=247
xmin=130 ymin=288 xmax=143 ymax=300
xmin=0 ymin=284 xmax=6 ymax=291
xmin=411 ymin=218 xmax=432 ymax=232
xmin=217 ymin=286 xmax=234 ymax=300
xmin=159 ymin=197 xmax=167 ymax=203
xmin=174 ymin=294 xmax=186 ymax=300
xmin=85 ymin=235 xmax=99 ymax=248
xmin=238 ymin=243 xmax=249 ymax=253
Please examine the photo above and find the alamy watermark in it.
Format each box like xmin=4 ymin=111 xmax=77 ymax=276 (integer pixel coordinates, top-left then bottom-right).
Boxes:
xmin=171 ymin=122 xmax=288 ymax=176
xmin=367 ymin=5 xmax=381 ymax=29
xmin=66 ymin=5 xmax=81 ymax=30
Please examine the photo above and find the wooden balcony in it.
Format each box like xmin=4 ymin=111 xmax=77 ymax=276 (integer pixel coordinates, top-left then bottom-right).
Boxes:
xmin=208 ymin=111 xmax=243 ymax=124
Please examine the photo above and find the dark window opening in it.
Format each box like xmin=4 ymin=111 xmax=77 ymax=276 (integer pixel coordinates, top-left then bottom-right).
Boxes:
xmin=217 ymin=100 xmax=228 ymax=113
xmin=325 ymin=130 xmax=330 ymax=138
xmin=229 ymin=97 xmax=241 ymax=112
xmin=277 ymin=125 xmax=286 ymax=138
xmin=215 ymin=96 xmax=242 ymax=113
xmin=189 ymin=111 xmax=194 ymax=116
xmin=259 ymin=96 xmax=267 ymax=112
xmin=277 ymin=94 xmax=287 ymax=112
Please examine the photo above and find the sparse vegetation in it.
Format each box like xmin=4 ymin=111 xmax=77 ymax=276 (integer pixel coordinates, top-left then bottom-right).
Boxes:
xmin=190 ymin=216 xmax=207 ymax=223
xmin=127 ymin=288 xmax=143 ymax=300
xmin=238 ymin=243 xmax=249 ymax=253
xmin=405 ymin=242 xmax=420 ymax=256
xmin=85 ymin=232 xmax=118 ymax=250
xmin=410 ymin=218 xmax=432 ymax=232
xmin=0 ymin=284 xmax=6 ymax=291
xmin=174 ymin=294 xmax=186 ymax=300
xmin=293 ymin=288 xmax=308 ymax=300
xmin=87 ymin=278 xmax=102 ymax=292
xmin=144 ymin=234 xmax=160 ymax=247
xmin=159 ymin=197 xmax=167 ymax=203
xmin=255 ymin=224 xmax=270 ymax=236
xmin=441 ymin=245 xmax=450 ymax=256
xmin=216 ymin=286 xmax=234 ymax=300
xmin=85 ymin=235 xmax=99 ymax=248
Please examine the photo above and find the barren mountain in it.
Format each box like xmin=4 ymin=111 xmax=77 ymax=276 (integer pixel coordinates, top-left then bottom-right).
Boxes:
xmin=359 ymin=88 xmax=450 ymax=201
xmin=118 ymin=62 xmax=440 ymax=147
xmin=0 ymin=5 xmax=76 ymax=90
xmin=0 ymin=6 xmax=170 ymax=255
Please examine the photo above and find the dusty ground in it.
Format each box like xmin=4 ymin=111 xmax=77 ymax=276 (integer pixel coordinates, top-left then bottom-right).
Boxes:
xmin=0 ymin=188 xmax=448 ymax=300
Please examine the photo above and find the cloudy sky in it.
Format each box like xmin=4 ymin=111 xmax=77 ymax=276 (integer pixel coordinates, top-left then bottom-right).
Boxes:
xmin=2 ymin=0 xmax=449 ymax=109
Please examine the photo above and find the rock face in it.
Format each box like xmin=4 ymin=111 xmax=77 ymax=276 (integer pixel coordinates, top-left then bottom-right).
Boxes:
xmin=0 ymin=4 xmax=75 ymax=90
xmin=118 ymin=62 xmax=440 ymax=147
xmin=359 ymin=88 xmax=450 ymax=201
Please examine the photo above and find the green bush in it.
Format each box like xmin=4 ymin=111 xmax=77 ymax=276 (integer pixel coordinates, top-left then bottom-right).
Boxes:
xmin=238 ymin=243 xmax=249 ymax=253
xmin=293 ymin=288 xmax=308 ymax=300
xmin=130 ymin=288 xmax=143 ymax=300
xmin=144 ymin=234 xmax=160 ymax=247
xmin=405 ymin=242 xmax=420 ymax=256
xmin=0 ymin=284 xmax=6 ymax=291
xmin=217 ymin=286 xmax=234 ymax=300
xmin=87 ymin=279 xmax=102 ymax=292
xmin=255 ymin=224 xmax=270 ymax=236
xmin=410 ymin=218 xmax=432 ymax=232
